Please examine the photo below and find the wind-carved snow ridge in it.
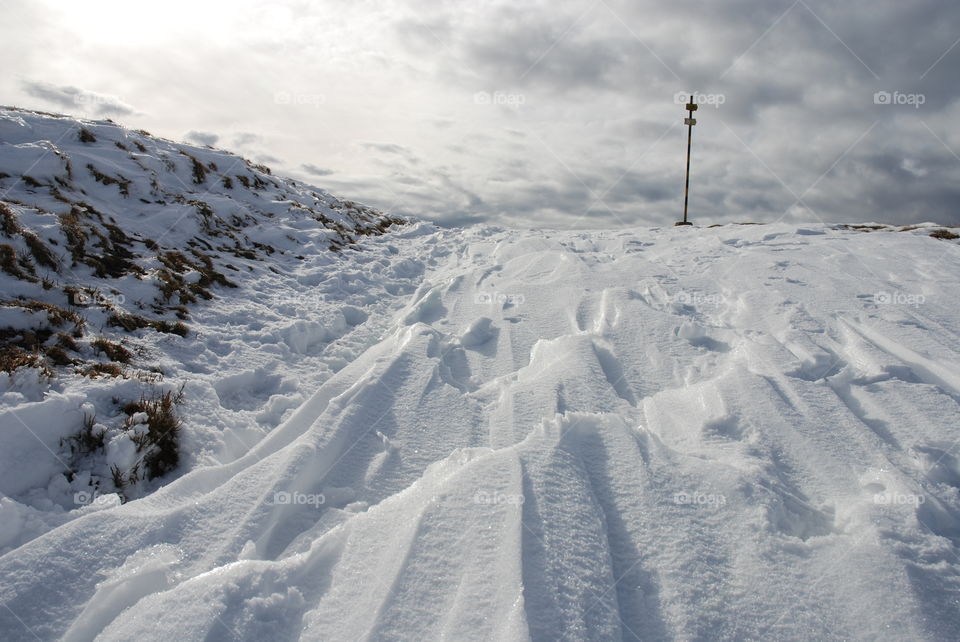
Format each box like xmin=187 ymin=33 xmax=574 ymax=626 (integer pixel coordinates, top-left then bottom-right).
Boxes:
xmin=2 ymin=206 xmax=960 ymax=637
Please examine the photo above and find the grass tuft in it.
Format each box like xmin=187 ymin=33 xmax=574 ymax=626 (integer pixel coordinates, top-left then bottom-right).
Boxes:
xmin=930 ymin=229 xmax=959 ymax=240
xmin=61 ymin=412 xmax=105 ymax=456
xmin=91 ymin=337 xmax=133 ymax=363
xmin=121 ymin=386 xmax=184 ymax=480
xmin=21 ymin=231 xmax=59 ymax=271
xmin=0 ymin=203 xmax=21 ymax=236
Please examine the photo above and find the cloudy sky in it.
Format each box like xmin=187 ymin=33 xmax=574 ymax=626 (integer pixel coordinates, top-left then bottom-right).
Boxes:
xmin=3 ymin=0 xmax=959 ymax=228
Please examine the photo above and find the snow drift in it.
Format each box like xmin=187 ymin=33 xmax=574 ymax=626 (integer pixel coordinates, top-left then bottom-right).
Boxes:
xmin=3 ymin=109 xmax=960 ymax=641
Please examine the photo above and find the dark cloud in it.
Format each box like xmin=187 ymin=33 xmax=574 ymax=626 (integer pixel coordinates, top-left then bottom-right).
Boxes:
xmin=20 ymin=79 xmax=136 ymax=116
xmin=301 ymin=163 xmax=334 ymax=176
xmin=360 ymin=142 xmax=422 ymax=170
xmin=600 ymin=171 xmax=676 ymax=205
xmin=185 ymin=131 xmax=219 ymax=146
xmin=360 ymin=142 xmax=413 ymax=155
xmin=233 ymin=133 xmax=261 ymax=147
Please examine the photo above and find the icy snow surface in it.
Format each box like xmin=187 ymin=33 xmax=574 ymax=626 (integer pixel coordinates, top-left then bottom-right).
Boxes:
xmin=3 ymin=221 xmax=960 ymax=640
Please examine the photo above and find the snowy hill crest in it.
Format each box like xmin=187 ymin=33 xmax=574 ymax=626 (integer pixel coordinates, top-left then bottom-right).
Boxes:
xmin=0 ymin=106 xmax=404 ymax=374
xmin=0 ymin=106 xmax=408 ymax=510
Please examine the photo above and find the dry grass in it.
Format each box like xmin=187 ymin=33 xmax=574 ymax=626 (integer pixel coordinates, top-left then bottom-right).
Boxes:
xmin=0 ymin=303 xmax=87 ymax=374
xmin=120 ymin=386 xmax=184 ymax=480
xmin=56 ymin=332 xmax=79 ymax=353
xmin=354 ymin=216 xmax=406 ymax=237
xmin=46 ymin=345 xmax=74 ymax=366
xmin=86 ymin=164 xmax=131 ymax=197
xmin=91 ymin=337 xmax=133 ymax=363
xmin=67 ymin=386 xmax=182 ymax=496
xmin=61 ymin=412 xmax=105 ymax=457
xmin=156 ymin=249 xmax=235 ymax=304
xmin=59 ymin=208 xmax=89 ymax=263
xmin=0 ymin=345 xmax=46 ymax=374
xmin=77 ymin=362 xmax=125 ymax=378
xmin=4 ymin=299 xmax=85 ymax=332
xmin=108 ymin=312 xmax=188 ymax=336
xmin=180 ymin=152 xmax=207 ymax=184
xmin=0 ymin=203 xmax=21 ymax=236
xmin=21 ymin=231 xmax=59 ymax=271
xmin=0 ymin=243 xmax=34 ymax=280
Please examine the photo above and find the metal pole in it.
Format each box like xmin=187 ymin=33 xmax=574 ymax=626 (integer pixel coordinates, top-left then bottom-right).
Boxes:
xmin=683 ymin=105 xmax=693 ymax=223
xmin=677 ymin=94 xmax=696 ymax=226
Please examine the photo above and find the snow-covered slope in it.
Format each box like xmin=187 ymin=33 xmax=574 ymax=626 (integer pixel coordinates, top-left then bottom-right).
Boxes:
xmin=3 ymin=215 xmax=960 ymax=640
xmin=0 ymin=107 xmax=407 ymax=538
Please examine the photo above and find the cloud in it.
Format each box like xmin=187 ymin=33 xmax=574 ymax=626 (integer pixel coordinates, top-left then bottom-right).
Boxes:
xmin=360 ymin=142 xmax=421 ymax=168
xmin=20 ymin=79 xmax=136 ymax=116
xmin=7 ymin=0 xmax=960 ymax=229
xmin=360 ymin=142 xmax=413 ymax=155
xmin=301 ymin=164 xmax=334 ymax=176
xmin=233 ymin=133 xmax=261 ymax=147
xmin=185 ymin=131 xmax=219 ymax=146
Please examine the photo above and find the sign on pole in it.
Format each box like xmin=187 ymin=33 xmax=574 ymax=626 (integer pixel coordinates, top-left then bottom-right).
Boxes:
xmin=677 ymin=95 xmax=697 ymax=226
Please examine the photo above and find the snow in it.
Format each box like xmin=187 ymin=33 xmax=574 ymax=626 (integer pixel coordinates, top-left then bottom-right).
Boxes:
xmin=2 ymin=109 xmax=960 ymax=640
xmin=459 ymin=316 xmax=496 ymax=347
xmin=0 ymin=392 xmax=85 ymax=497
xmin=63 ymin=544 xmax=183 ymax=642
xmin=1 ymin=215 xmax=959 ymax=639
xmin=0 ymin=106 xmax=411 ymax=516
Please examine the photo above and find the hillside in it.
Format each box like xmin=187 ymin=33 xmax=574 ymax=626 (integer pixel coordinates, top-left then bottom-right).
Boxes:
xmin=3 ymin=109 xmax=960 ymax=641
xmin=0 ymin=107 xmax=407 ymax=521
